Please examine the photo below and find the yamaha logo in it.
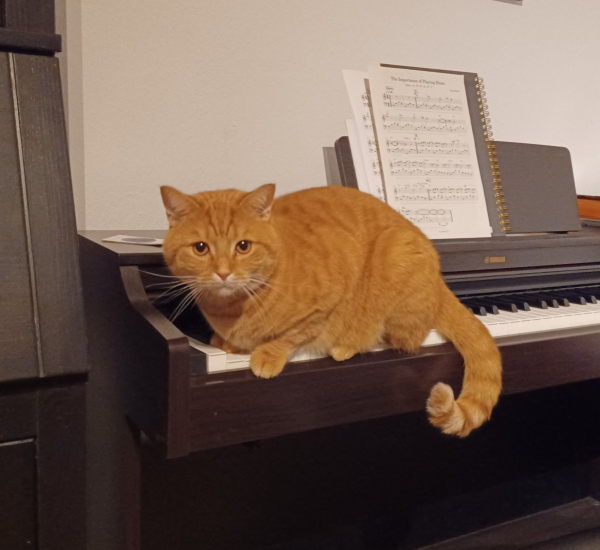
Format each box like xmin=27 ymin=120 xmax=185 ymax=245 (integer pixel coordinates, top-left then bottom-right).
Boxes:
xmin=485 ymin=256 xmax=506 ymax=264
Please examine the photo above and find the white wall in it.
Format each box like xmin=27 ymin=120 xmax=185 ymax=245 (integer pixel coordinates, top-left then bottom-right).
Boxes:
xmin=78 ymin=0 xmax=600 ymax=229
xmin=57 ymin=0 xmax=85 ymax=226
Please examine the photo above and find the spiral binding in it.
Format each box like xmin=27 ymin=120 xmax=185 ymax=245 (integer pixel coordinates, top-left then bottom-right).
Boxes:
xmin=476 ymin=77 xmax=511 ymax=232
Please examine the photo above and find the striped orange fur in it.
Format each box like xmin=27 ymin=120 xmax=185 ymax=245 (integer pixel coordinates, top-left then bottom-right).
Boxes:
xmin=161 ymin=184 xmax=502 ymax=436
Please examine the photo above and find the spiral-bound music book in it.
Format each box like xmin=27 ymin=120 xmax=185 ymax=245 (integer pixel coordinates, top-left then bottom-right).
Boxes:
xmin=341 ymin=64 xmax=580 ymax=239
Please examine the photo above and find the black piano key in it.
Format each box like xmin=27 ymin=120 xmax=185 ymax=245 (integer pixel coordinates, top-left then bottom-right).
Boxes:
xmin=492 ymin=296 xmax=530 ymax=311
xmin=534 ymin=292 xmax=568 ymax=307
xmin=462 ymin=302 xmax=487 ymax=316
xmin=550 ymin=290 xmax=587 ymax=305
xmin=468 ymin=298 xmax=500 ymax=315
xmin=580 ymin=287 xmax=600 ymax=302
xmin=489 ymin=299 xmax=519 ymax=313
xmin=559 ymin=288 xmax=597 ymax=304
xmin=581 ymin=294 xmax=598 ymax=304
xmin=512 ymin=294 xmax=549 ymax=309
xmin=529 ymin=293 xmax=561 ymax=308
xmin=551 ymin=287 xmax=598 ymax=305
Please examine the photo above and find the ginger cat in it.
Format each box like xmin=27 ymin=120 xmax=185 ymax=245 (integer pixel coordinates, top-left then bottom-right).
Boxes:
xmin=161 ymin=184 xmax=502 ymax=436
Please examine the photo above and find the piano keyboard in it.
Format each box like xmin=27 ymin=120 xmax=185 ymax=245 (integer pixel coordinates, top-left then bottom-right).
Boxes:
xmin=189 ymin=287 xmax=600 ymax=374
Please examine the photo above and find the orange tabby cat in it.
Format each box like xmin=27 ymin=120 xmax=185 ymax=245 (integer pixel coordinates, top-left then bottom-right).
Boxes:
xmin=161 ymin=184 xmax=502 ymax=436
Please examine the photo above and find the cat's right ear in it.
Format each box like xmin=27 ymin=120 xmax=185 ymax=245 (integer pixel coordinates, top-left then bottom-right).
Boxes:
xmin=160 ymin=186 xmax=196 ymax=227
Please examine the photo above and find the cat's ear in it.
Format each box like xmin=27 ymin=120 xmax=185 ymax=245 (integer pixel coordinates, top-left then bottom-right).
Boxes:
xmin=240 ymin=184 xmax=276 ymax=221
xmin=160 ymin=186 xmax=196 ymax=227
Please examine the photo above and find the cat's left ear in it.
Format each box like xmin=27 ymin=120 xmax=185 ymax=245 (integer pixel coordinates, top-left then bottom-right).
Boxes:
xmin=161 ymin=186 xmax=197 ymax=227
xmin=240 ymin=184 xmax=276 ymax=221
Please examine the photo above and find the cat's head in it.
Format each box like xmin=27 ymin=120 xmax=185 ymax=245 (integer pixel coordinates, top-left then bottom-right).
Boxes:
xmin=160 ymin=184 xmax=279 ymax=298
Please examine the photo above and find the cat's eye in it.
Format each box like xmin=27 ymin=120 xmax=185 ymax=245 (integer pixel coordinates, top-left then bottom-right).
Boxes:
xmin=193 ymin=242 xmax=209 ymax=256
xmin=235 ymin=240 xmax=252 ymax=254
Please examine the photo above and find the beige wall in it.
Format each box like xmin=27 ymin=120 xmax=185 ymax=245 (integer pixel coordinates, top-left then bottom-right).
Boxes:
xmin=75 ymin=0 xmax=600 ymax=229
xmin=56 ymin=0 xmax=85 ymax=227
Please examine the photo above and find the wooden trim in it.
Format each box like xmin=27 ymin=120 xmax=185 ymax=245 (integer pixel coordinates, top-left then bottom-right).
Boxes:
xmin=121 ymin=267 xmax=190 ymax=458
xmin=187 ymin=325 xmax=600 ymax=451
xmin=418 ymin=498 xmax=600 ymax=549
xmin=12 ymin=54 xmax=87 ymax=377
xmin=0 ymin=28 xmax=60 ymax=54
xmin=0 ymin=52 xmax=39 ymax=381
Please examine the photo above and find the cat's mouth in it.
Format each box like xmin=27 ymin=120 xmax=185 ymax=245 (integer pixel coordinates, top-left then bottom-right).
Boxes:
xmin=202 ymin=278 xmax=263 ymax=298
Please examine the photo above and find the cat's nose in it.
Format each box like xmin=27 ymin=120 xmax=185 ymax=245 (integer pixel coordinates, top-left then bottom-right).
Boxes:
xmin=216 ymin=271 xmax=232 ymax=281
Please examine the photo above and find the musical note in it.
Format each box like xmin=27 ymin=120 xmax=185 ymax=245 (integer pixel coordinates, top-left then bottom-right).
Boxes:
xmin=397 ymin=207 xmax=454 ymax=226
xmin=392 ymin=184 xmax=477 ymax=202
xmin=389 ymin=159 xmax=474 ymax=178
xmin=383 ymin=93 xmax=463 ymax=112
xmin=382 ymin=113 xmax=466 ymax=133
xmin=386 ymin=138 xmax=470 ymax=156
xmin=366 ymin=65 xmax=492 ymax=238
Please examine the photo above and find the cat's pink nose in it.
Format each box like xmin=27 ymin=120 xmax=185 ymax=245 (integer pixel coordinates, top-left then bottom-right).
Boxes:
xmin=216 ymin=271 xmax=231 ymax=281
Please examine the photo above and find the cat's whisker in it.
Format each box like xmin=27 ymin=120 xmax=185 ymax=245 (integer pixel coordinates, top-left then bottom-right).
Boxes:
xmin=155 ymin=284 xmax=201 ymax=304
xmin=243 ymin=284 xmax=273 ymax=331
xmin=140 ymin=270 xmax=198 ymax=280
xmin=146 ymin=280 xmax=193 ymax=291
xmin=169 ymin=285 xmax=205 ymax=322
xmin=244 ymin=288 xmax=269 ymax=330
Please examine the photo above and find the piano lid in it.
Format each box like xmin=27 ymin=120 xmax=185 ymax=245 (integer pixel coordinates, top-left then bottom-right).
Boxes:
xmin=79 ymin=227 xmax=600 ymax=274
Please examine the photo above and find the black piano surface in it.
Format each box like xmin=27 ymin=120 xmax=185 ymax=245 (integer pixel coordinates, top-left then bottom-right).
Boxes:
xmin=79 ymin=227 xmax=600 ymax=455
xmin=80 ymin=227 xmax=600 ymax=550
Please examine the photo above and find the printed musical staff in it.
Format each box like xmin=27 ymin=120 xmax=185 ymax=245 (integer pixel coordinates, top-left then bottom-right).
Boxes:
xmin=386 ymin=138 xmax=470 ymax=156
xmin=367 ymin=65 xmax=492 ymax=238
xmin=382 ymin=113 xmax=466 ymax=133
xmin=397 ymin=208 xmax=454 ymax=226
xmin=383 ymin=93 xmax=463 ymax=112
xmin=390 ymin=159 xmax=474 ymax=178
xmin=368 ymin=137 xmax=378 ymax=154
xmin=393 ymin=185 xmax=477 ymax=202
xmin=371 ymin=159 xmax=382 ymax=176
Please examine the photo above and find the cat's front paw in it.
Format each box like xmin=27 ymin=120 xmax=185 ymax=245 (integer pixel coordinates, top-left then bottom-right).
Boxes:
xmin=250 ymin=348 xmax=287 ymax=379
xmin=330 ymin=346 xmax=357 ymax=362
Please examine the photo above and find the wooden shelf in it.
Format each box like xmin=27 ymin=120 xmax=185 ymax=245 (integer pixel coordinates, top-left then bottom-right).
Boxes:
xmin=0 ymin=28 xmax=61 ymax=54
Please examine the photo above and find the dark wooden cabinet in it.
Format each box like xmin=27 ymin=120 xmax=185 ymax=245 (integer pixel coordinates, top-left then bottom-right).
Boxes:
xmin=0 ymin=51 xmax=85 ymax=384
xmin=0 ymin=3 xmax=87 ymax=548
xmin=0 ymin=385 xmax=86 ymax=550
xmin=0 ymin=437 xmax=36 ymax=550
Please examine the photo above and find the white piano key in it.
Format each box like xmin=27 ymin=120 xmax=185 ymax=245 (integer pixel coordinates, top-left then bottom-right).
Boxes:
xmin=188 ymin=337 xmax=228 ymax=372
xmin=193 ymin=302 xmax=600 ymax=373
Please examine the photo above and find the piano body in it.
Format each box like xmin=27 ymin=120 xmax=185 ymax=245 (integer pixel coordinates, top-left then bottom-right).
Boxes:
xmin=80 ymin=227 xmax=600 ymax=458
xmin=80 ymin=227 xmax=600 ymax=549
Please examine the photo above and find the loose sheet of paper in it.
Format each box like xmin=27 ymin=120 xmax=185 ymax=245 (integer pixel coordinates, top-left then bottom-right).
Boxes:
xmin=102 ymin=235 xmax=164 ymax=246
xmin=368 ymin=66 xmax=492 ymax=239
xmin=342 ymin=70 xmax=385 ymax=201
xmin=345 ymin=119 xmax=370 ymax=193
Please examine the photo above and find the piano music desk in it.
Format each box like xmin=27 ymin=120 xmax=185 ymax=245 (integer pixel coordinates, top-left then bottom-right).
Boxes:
xmin=80 ymin=229 xmax=600 ymax=550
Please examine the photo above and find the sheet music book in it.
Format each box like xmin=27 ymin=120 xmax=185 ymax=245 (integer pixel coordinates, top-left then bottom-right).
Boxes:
xmin=342 ymin=70 xmax=385 ymax=201
xmin=343 ymin=64 xmax=510 ymax=240
xmin=368 ymin=65 xmax=492 ymax=239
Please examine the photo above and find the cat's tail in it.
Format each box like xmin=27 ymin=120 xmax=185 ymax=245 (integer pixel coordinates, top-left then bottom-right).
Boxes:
xmin=427 ymin=286 xmax=502 ymax=437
